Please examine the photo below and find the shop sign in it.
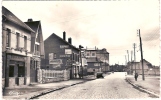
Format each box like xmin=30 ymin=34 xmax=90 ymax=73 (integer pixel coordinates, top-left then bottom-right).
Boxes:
xmin=60 ymin=55 xmax=71 ymax=58
xmin=94 ymin=63 xmax=100 ymax=66
xmin=60 ymin=45 xmax=69 ymax=49
xmin=49 ymin=59 xmax=62 ymax=64
xmin=49 ymin=53 xmax=53 ymax=60
xmin=65 ymin=49 xmax=72 ymax=54
xmin=10 ymin=55 xmax=25 ymax=61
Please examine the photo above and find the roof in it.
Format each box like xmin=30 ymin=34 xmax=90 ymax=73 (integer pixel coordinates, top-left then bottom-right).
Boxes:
xmin=2 ymin=6 xmax=35 ymax=33
xmin=45 ymin=33 xmax=80 ymax=51
xmin=24 ymin=21 xmax=40 ymax=32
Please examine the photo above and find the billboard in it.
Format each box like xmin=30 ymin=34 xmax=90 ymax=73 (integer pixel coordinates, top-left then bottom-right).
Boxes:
xmin=49 ymin=53 xmax=53 ymax=60
xmin=49 ymin=59 xmax=62 ymax=64
xmin=65 ymin=49 xmax=72 ymax=54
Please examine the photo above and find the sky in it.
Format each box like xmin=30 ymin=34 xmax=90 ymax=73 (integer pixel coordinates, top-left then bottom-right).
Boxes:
xmin=2 ymin=0 xmax=160 ymax=66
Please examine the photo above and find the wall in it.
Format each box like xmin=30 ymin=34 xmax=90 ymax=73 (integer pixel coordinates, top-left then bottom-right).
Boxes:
xmin=3 ymin=22 xmax=31 ymax=52
xmin=42 ymin=34 xmax=80 ymax=70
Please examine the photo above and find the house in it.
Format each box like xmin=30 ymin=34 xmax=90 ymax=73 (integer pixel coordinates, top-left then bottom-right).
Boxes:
xmin=2 ymin=6 xmax=34 ymax=88
xmin=24 ymin=19 xmax=45 ymax=83
xmin=85 ymin=47 xmax=109 ymax=74
xmin=96 ymin=48 xmax=109 ymax=72
xmin=41 ymin=32 xmax=80 ymax=79
xmin=129 ymin=59 xmax=157 ymax=75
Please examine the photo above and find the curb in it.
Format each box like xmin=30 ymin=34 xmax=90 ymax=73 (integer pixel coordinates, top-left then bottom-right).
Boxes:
xmin=125 ymin=78 xmax=160 ymax=98
xmin=29 ymin=80 xmax=89 ymax=99
xmin=3 ymin=78 xmax=96 ymax=99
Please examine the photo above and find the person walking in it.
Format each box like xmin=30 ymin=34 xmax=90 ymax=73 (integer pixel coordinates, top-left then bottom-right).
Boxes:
xmin=134 ymin=73 xmax=138 ymax=81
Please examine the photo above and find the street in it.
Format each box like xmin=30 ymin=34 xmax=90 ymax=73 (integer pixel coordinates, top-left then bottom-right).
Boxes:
xmin=36 ymin=72 xmax=152 ymax=99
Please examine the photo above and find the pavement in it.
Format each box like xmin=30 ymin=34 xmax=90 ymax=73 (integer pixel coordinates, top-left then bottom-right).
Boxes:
xmin=125 ymin=74 xmax=160 ymax=98
xmin=3 ymin=75 xmax=96 ymax=99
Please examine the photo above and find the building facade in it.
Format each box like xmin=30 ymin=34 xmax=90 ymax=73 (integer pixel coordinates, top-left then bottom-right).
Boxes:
xmin=41 ymin=32 xmax=80 ymax=79
xmin=2 ymin=6 xmax=34 ymax=88
xmin=24 ymin=19 xmax=45 ymax=83
xmin=127 ymin=59 xmax=158 ymax=75
xmin=85 ymin=47 xmax=109 ymax=74
xmin=96 ymin=48 xmax=109 ymax=72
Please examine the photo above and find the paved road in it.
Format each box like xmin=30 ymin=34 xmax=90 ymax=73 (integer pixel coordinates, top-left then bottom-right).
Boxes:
xmin=36 ymin=72 xmax=153 ymax=99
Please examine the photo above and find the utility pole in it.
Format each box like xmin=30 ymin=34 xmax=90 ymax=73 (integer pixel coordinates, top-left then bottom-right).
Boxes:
xmin=131 ymin=50 xmax=133 ymax=74
xmin=125 ymin=55 xmax=127 ymax=65
xmin=127 ymin=50 xmax=129 ymax=74
xmin=127 ymin=50 xmax=129 ymax=63
xmin=133 ymin=43 xmax=136 ymax=73
xmin=137 ymin=29 xmax=145 ymax=80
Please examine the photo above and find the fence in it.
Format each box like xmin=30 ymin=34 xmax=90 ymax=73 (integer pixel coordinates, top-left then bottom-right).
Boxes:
xmin=37 ymin=69 xmax=70 ymax=83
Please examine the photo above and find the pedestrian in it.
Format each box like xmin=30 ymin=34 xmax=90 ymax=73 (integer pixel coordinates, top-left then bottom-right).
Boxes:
xmin=134 ymin=73 xmax=138 ymax=81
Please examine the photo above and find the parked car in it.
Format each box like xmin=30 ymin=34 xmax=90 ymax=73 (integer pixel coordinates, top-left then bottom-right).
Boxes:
xmin=96 ymin=72 xmax=104 ymax=78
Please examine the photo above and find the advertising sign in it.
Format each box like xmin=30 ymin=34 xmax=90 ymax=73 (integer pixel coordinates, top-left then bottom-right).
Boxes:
xmin=49 ymin=59 xmax=62 ymax=64
xmin=65 ymin=49 xmax=72 ymax=54
xmin=49 ymin=53 xmax=53 ymax=60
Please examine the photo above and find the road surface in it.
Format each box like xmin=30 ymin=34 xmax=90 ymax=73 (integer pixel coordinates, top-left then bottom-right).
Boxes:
xmin=36 ymin=72 xmax=153 ymax=99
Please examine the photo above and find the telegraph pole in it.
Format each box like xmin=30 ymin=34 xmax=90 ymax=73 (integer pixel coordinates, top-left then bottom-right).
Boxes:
xmin=125 ymin=55 xmax=127 ymax=65
xmin=133 ymin=43 xmax=136 ymax=73
xmin=137 ymin=29 xmax=145 ymax=80
xmin=127 ymin=50 xmax=129 ymax=63
xmin=131 ymin=50 xmax=133 ymax=74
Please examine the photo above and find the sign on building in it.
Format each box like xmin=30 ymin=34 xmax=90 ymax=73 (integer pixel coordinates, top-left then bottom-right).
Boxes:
xmin=49 ymin=59 xmax=62 ymax=64
xmin=65 ymin=49 xmax=72 ymax=54
xmin=94 ymin=63 xmax=100 ymax=66
xmin=60 ymin=45 xmax=69 ymax=49
xmin=49 ymin=53 xmax=53 ymax=60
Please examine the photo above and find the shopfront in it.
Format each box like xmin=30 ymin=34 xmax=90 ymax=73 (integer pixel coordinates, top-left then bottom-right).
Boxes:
xmin=5 ymin=54 xmax=29 ymax=87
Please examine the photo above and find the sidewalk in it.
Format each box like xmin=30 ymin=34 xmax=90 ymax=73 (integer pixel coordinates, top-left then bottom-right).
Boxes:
xmin=3 ymin=75 xmax=96 ymax=99
xmin=126 ymin=75 xmax=160 ymax=98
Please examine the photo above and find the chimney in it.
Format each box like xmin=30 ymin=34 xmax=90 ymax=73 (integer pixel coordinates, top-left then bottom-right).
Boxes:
xmin=63 ymin=31 xmax=66 ymax=40
xmin=68 ymin=37 xmax=72 ymax=44
xmin=27 ymin=19 xmax=33 ymax=22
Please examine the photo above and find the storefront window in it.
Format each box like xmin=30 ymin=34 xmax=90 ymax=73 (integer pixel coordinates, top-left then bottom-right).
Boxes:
xmin=18 ymin=66 xmax=25 ymax=77
xmin=9 ymin=66 xmax=14 ymax=77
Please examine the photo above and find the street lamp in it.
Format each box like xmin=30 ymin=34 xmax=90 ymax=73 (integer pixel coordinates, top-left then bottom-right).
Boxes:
xmin=79 ymin=45 xmax=84 ymax=78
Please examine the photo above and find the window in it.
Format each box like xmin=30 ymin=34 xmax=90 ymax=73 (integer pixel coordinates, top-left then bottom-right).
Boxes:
xmin=16 ymin=32 xmax=20 ymax=48
xmin=86 ymin=53 xmax=90 ymax=56
xmin=75 ymin=54 xmax=77 ymax=61
xmin=72 ymin=53 xmax=74 ymax=60
xmin=92 ymin=53 xmax=95 ymax=56
xmin=24 ymin=36 xmax=27 ymax=50
xmin=9 ymin=66 xmax=14 ymax=77
xmin=78 ymin=55 xmax=79 ymax=62
xmin=6 ymin=29 xmax=11 ymax=47
xmin=18 ymin=65 xmax=25 ymax=77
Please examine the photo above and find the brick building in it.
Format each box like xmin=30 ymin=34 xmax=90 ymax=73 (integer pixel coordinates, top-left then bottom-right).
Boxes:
xmin=24 ymin=19 xmax=45 ymax=83
xmin=41 ymin=32 xmax=81 ymax=79
xmin=2 ymin=6 xmax=34 ymax=88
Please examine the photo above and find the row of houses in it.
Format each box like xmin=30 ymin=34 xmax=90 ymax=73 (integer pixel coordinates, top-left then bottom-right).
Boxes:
xmin=2 ymin=6 xmax=110 ymax=88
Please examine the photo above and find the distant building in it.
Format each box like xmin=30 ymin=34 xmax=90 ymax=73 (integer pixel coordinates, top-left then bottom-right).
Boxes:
xmin=127 ymin=59 xmax=159 ymax=75
xmin=2 ymin=6 xmax=34 ymax=88
xmin=85 ymin=47 xmax=109 ymax=74
xmin=24 ymin=19 xmax=45 ymax=83
xmin=41 ymin=32 xmax=80 ymax=79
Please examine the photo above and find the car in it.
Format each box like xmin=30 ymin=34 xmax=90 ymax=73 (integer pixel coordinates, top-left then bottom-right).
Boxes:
xmin=96 ymin=72 xmax=104 ymax=78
